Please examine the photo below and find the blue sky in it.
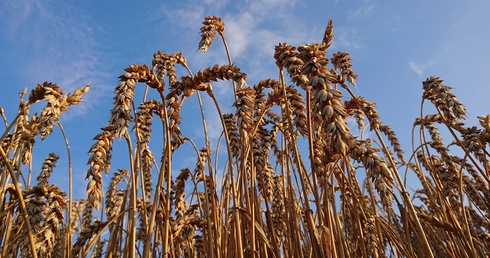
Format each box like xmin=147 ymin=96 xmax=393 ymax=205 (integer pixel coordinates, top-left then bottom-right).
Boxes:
xmin=1 ymin=0 xmax=489 ymax=197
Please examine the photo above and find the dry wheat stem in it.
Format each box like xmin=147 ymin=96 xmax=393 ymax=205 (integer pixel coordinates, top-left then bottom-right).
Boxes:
xmin=0 ymin=144 xmax=38 ymax=258
xmin=206 ymin=89 xmax=245 ymax=258
xmin=279 ymin=69 xmax=324 ymax=256
xmin=1 ymin=14 xmax=489 ymax=258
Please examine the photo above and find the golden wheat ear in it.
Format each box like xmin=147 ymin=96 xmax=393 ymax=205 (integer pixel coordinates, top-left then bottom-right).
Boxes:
xmin=2 ymin=14 xmax=488 ymax=258
xmin=198 ymin=16 xmax=225 ymax=53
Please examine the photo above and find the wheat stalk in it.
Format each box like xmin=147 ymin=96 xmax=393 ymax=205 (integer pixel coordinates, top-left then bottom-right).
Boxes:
xmin=1 ymin=15 xmax=489 ymax=258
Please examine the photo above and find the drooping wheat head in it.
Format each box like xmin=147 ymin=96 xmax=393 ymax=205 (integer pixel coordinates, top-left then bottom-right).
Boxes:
xmin=198 ymin=16 xmax=225 ymax=53
xmin=2 ymin=14 xmax=490 ymax=258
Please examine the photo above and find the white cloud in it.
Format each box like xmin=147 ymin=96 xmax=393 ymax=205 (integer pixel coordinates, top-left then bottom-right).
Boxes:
xmin=158 ymin=0 xmax=229 ymax=32
xmin=224 ymin=12 xmax=256 ymax=57
xmin=348 ymin=3 xmax=375 ymax=20
xmin=159 ymin=4 xmax=206 ymax=31
xmin=0 ymin=0 xmax=44 ymax=31
xmin=202 ymin=103 xmax=227 ymax=144
xmin=408 ymin=61 xmax=423 ymax=78
xmin=157 ymin=0 xmax=305 ymax=60
xmin=1 ymin=1 xmax=111 ymax=119
xmin=248 ymin=0 xmax=299 ymax=16
xmin=332 ymin=27 xmax=364 ymax=51
xmin=408 ymin=59 xmax=435 ymax=78
xmin=153 ymin=0 xmax=341 ymax=141
xmin=386 ymin=15 xmax=403 ymax=32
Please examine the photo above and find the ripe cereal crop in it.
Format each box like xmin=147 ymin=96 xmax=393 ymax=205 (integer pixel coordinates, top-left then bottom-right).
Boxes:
xmin=0 ymin=16 xmax=489 ymax=258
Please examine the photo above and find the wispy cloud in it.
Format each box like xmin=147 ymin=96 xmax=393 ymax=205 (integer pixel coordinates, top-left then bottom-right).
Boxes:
xmin=0 ymin=0 xmax=111 ymax=119
xmin=154 ymin=0 xmax=326 ymax=143
xmin=0 ymin=0 xmax=43 ymax=31
xmin=248 ymin=0 xmax=299 ymax=16
xmin=386 ymin=15 xmax=403 ymax=32
xmin=332 ymin=27 xmax=364 ymax=51
xmin=157 ymin=0 xmax=307 ymax=68
xmin=348 ymin=3 xmax=375 ymax=20
xmin=159 ymin=4 xmax=206 ymax=31
xmin=408 ymin=58 xmax=436 ymax=78
xmin=224 ymin=12 xmax=256 ymax=58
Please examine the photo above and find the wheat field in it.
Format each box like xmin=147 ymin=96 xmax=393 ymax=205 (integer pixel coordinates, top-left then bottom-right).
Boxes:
xmin=0 ymin=16 xmax=489 ymax=258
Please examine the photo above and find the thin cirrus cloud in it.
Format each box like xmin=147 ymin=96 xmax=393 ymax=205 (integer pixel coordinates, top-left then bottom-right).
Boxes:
xmin=156 ymin=0 xmax=369 ymax=145
xmin=331 ymin=27 xmax=364 ymax=51
xmin=347 ymin=3 xmax=375 ymax=20
xmin=408 ymin=60 xmax=435 ymax=78
xmin=0 ymin=0 xmax=42 ymax=32
xmin=0 ymin=0 xmax=111 ymax=119
xmin=159 ymin=0 xmax=306 ymax=67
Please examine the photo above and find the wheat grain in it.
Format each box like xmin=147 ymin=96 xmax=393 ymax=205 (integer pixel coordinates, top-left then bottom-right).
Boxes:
xmin=32 ymin=83 xmax=89 ymax=140
xmin=378 ymin=124 xmax=407 ymax=164
xmin=36 ymin=153 xmax=59 ymax=186
xmin=71 ymin=220 xmax=107 ymax=257
xmin=153 ymin=51 xmax=170 ymax=85
xmin=91 ymin=239 xmax=106 ymax=258
xmin=234 ymin=87 xmax=256 ymax=140
xmin=136 ymin=198 xmax=152 ymax=241
xmin=69 ymin=200 xmax=85 ymax=235
xmin=223 ymin=113 xmax=240 ymax=159
xmin=2 ymin=15 xmax=489 ymax=258
xmin=331 ymin=51 xmax=358 ymax=87
xmin=173 ymin=168 xmax=190 ymax=218
xmin=351 ymin=139 xmax=395 ymax=210
xmin=110 ymin=76 xmax=136 ymax=138
xmin=320 ymin=19 xmax=334 ymax=51
xmin=81 ymin=201 xmax=94 ymax=233
xmin=254 ymin=127 xmax=274 ymax=199
xmin=198 ymin=16 xmax=225 ymax=53
xmin=135 ymin=100 xmax=162 ymax=197
xmin=105 ymin=169 xmax=128 ymax=221
xmin=422 ymin=76 xmax=466 ymax=127
xmin=286 ymin=86 xmax=308 ymax=136
xmin=364 ymin=217 xmax=380 ymax=258
xmin=271 ymin=175 xmax=286 ymax=241
xmin=86 ymin=126 xmax=114 ymax=210
xmin=37 ymin=184 xmax=67 ymax=258
xmin=274 ymin=43 xmax=308 ymax=90
xmin=141 ymin=146 xmax=155 ymax=198
xmin=0 ymin=106 xmax=7 ymax=128
xmin=195 ymin=64 xmax=247 ymax=87
xmin=193 ymin=148 xmax=209 ymax=183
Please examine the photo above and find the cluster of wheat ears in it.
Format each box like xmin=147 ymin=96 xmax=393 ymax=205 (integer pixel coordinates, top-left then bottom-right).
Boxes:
xmin=1 ymin=16 xmax=489 ymax=258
